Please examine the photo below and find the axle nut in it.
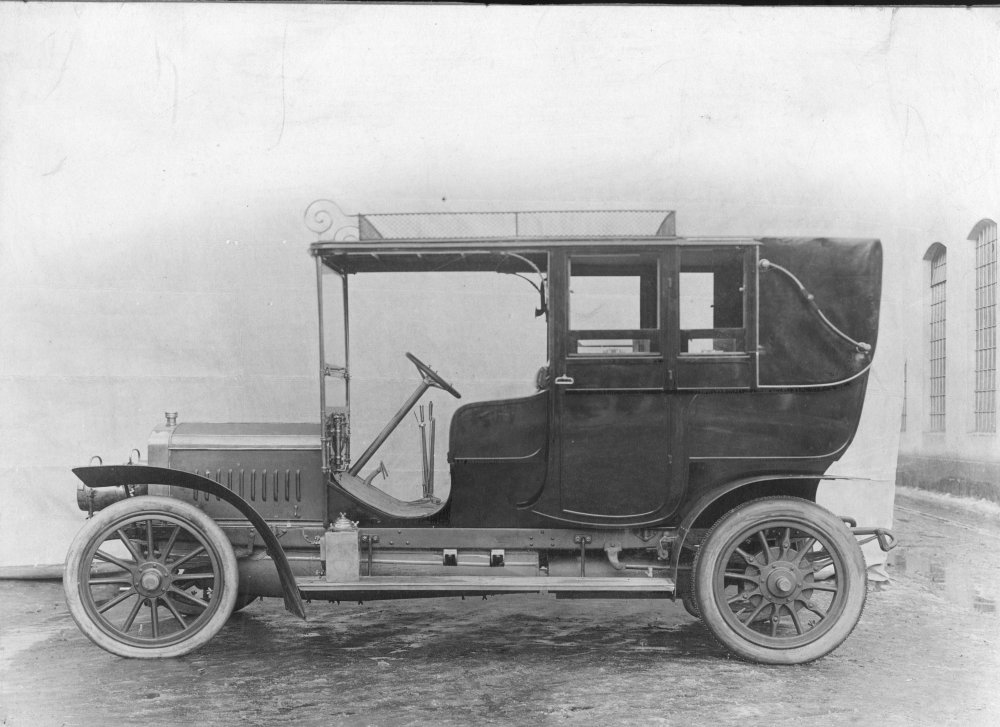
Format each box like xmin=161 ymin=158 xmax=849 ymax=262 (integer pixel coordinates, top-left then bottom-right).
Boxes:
xmin=140 ymin=571 xmax=162 ymax=591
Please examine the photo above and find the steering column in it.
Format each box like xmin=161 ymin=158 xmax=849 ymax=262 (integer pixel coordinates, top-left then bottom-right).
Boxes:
xmin=347 ymin=353 xmax=461 ymax=477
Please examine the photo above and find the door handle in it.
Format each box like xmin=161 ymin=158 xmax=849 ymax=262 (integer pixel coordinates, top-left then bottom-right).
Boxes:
xmin=554 ymin=375 xmax=575 ymax=385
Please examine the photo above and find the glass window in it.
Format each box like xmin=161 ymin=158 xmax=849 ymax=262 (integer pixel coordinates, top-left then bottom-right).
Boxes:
xmin=570 ymin=275 xmax=643 ymax=330
xmin=569 ymin=256 xmax=658 ymax=356
xmin=679 ymin=248 xmax=746 ymax=354
xmin=928 ymin=247 xmax=947 ymax=432
xmin=974 ymin=221 xmax=997 ymax=433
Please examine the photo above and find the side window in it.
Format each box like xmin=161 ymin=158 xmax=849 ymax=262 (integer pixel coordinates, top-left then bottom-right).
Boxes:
xmin=568 ymin=255 xmax=659 ymax=356
xmin=679 ymin=247 xmax=746 ymax=354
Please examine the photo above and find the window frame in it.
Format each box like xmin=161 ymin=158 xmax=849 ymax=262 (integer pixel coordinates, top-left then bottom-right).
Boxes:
xmin=925 ymin=243 xmax=947 ymax=433
xmin=673 ymin=245 xmax=756 ymax=391
xmin=678 ymin=246 xmax=750 ymax=358
xmin=971 ymin=220 xmax=997 ymax=434
xmin=565 ymin=253 xmax=663 ymax=359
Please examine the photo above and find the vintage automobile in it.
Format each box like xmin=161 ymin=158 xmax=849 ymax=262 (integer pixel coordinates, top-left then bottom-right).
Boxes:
xmin=65 ymin=204 xmax=895 ymax=664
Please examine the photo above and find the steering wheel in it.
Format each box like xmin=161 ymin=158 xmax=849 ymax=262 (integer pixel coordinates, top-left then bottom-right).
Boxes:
xmin=406 ymin=352 xmax=462 ymax=399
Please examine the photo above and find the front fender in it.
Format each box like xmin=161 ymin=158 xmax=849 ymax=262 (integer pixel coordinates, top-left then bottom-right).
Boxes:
xmin=72 ymin=465 xmax=306 ymax=620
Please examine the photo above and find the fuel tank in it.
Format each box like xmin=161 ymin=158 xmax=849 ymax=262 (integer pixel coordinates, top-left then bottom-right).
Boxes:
xmin=148 ymin=418 xmax=325 ymax=523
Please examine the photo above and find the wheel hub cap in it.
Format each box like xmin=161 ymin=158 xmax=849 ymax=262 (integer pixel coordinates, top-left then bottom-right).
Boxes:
xmin=135 ymin=563 xmax=170 ymax=597
xmin=764 ymin=566 xmax=799 ymax=599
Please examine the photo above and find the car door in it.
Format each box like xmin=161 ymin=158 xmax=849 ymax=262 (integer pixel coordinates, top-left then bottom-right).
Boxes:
xmin=532 ymin=249 xmax=681 ymax=525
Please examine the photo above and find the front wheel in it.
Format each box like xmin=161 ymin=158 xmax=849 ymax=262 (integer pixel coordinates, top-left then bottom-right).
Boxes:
xmin=693 ymin=497 xmax=867 ymax=664
xmin=64 ymin=496 xmax=239 ymax=658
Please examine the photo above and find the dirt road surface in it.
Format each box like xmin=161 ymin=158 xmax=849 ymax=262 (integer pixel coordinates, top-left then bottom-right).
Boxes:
xmin=2 ymin=490 xmax=998 ymax=727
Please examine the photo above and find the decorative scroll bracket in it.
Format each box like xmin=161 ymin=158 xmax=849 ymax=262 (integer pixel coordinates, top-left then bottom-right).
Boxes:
xmin=304 ymin=199 xmax=359 ymax=242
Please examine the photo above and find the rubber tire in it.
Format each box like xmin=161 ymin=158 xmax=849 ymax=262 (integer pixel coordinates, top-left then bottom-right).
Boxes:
xmin=64 ymin=496 xmax=239 ymax=659
xmin=693 ymin=497 xmax=867 ymax=665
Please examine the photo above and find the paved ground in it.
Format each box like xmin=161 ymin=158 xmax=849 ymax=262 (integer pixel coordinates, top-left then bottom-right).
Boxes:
xmin=2 ymin=489 xmax=999 ymax=727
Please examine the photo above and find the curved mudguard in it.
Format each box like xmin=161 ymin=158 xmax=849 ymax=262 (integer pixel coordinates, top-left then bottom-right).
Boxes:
xmin=669 ymin=474 xmax=895 ymax=580
xmin=72 ymin=465 xmax=306 ymax=620
xmin=670 ymin=474 xmax=862 ymax=572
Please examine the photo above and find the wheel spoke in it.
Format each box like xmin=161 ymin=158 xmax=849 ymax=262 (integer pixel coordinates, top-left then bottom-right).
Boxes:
xmin=727 ymin=591 xmax=754 ymax=605
xmin=740 ymin=599 xmax=769 ymax=625
xmin=803 ymin=600 xmax=828 ymax=620
xmin=159 ymin=526 xmax=181 ymax=563
xmin=788 ymin=604 xmax=804 ymax=634
xmin=116 ymin=530 xmax=144 ymax=563
xmin=755 ymin=531 xmax=771 ymax=563
xmin=161 ymin=593 xmax=189 ymax=629
xmin=779 ymin=528 xmax=792 ymax=561
xmin=88 ymin=575 xmax=134 ymax=586
xmin=121 ymin=596 xmax=145 ymax=632
xmin=808 ymin=582 xmax=839 ymax=593
xmin=145 ymin=520 xmax=155 ymax=561
xmin=806 ymin=555 xmax=834 ymax=573
xmin=168 ymin=586 xmax=210 ymax=610
xmin=770 ymin=605 xmax=782 ymax=637
xmin=169 ymin=545 xmax=206 ymax=571
xmin=149 ymin=598 xmax=160 ymax=638
xmin=723 ymin=571 xmax=760 ymax=585
xmin=96 ymin=587 xmax=137 ymax=614
xmin=94 ymin=549 xmax=136 ymax=574
xmin=734 ymin=547 xmax=757 ymax=565
xmin=791 ymin=537 xmax=817 ymax=565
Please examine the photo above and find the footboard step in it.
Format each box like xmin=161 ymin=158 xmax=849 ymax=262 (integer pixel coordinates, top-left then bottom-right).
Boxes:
xmin=298 ymin=575 xmax=676 ymax=597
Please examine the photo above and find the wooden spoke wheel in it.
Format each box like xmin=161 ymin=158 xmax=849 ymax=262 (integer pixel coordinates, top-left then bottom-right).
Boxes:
xmin=693 ymin=497 xmax=867 ymax=665
xmin=64 ymin=496 xmax=238 ymax=658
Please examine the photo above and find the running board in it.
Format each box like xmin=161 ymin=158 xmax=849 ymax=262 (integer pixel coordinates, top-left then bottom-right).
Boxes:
xmin=298 ymin=575 xmax=676 ymax=598
xmin=330 ymin=472 xmax=448 ymax=520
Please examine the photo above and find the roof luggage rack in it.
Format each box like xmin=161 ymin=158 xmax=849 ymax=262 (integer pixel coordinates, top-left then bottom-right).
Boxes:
xmin=358 ymin=209 xmax=676 ymax=241
xmin=304 ymin=201 xmax=675 ymax=242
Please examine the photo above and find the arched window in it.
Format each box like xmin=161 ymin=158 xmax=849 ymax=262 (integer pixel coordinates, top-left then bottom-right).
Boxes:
xmin=924 ymin=244 xmax=947 ymax=431
xmin=970 ymin=219 xmax=997 ymax=433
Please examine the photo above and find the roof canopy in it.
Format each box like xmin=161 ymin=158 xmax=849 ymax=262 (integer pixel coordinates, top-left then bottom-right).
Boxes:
xmin=307 ymin=205 xmax=756 ymax=274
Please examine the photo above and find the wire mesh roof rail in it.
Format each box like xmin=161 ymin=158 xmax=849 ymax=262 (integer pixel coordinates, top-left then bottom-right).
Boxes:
xmin=303 ymin=200 xmax=676 ymax=242
xmin=358 ymin=210 xmax=676 ymax=241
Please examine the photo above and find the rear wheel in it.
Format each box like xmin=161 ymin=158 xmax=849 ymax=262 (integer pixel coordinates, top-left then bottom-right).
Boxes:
xmin=693 ymin=497 xmax=867 ymax=664
xmin=64 ymin=496 xmax=238 ymax=658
